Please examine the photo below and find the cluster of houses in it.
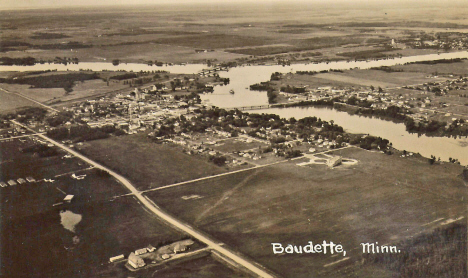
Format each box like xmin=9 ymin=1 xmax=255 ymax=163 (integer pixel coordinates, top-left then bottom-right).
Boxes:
xmin=405 ymin=37 xmax=468 ymax=50
xmin=67 ymin=86 xmax=204 ymax=133
xmin=287 ymin=75 xmax=468 ymax=125
xmin=109 ymin=239 xmax=195 ymax=271
xmin=0 ymin=176 xmax=36 ymax=188
xmin=0 ymin=126 xmax=28 ymax=139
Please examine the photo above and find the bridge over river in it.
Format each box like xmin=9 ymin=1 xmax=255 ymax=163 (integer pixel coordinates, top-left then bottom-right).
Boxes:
xmin=227 ymin=102 xmax=304 ymax=111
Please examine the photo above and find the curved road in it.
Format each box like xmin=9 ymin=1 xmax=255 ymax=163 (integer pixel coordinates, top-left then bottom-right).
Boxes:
xmin=12 ymin=120 xmax=276 ymax=278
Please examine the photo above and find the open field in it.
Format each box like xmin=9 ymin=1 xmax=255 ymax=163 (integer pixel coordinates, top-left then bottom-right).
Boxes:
xmin=78 ymin=134 xmax=227 ymax=191
xmin=1 ymin=196 xmax=189 ymax=277
xmin=271 ymin=73 xmax=359 ymax=90
xmin=1 ymin=2 xmax=468 ymax=63
xmin=312 ymin=70 xmax=447 ymax=88
xmin=0 ymin=83 xmax=65 ymax=103
xmin=0 ymin=138 xmax=186 ymax=277
xmin=0 ymin=90 xmax=40 ymax=112
xmin=145 ymin=147 xmax=468 ymax=277
xmin=0 ymin=138 xmax=128 ymax=218
xmin=0 ymin=71 xmax=128 ymax=111
xmin=0 ymin=137 xmax=247 ymax=278
xmin=53 ymin=79 xmax=128 ymax=104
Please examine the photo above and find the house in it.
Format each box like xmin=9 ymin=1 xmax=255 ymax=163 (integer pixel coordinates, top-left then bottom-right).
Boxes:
xmin=134 ymin=248 xmax=147 ymax=256
xmin=173 ymin=242 xmax=187 ymax=253
xmin=26 ymin=177 xmax=36 ymax=182
xmin=128 ymin=252 xmax=145 ymax=269
xmin=172 ymin=239 xmax=195 ymax=254
xmin=146 ymin=244 xmax=156 ymax=253
xmin=7 ymin=180 xmax=17 ymax=186
xmin=17 ymin=178 xmax=26 ymax=184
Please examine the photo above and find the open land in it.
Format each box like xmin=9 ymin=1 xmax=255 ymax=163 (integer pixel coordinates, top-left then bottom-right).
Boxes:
xmin=0 ymin=89 xmax=40 ymax=112
xmin=145 ymin=147 xmax=467 ymax=277
xmin=78 ymin=134 xmax=227 ymax=191
xmin=1 ymin=2 xmax=468 ymax=65
xmin=0 ymin=137 xmax=203 ymax=277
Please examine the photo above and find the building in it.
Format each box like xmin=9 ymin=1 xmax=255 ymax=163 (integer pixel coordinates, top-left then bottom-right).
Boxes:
xmin=26 ymin=177 xmax=36 ymax=182
xmin=63 ymin=195 xmax=74 ymax=203
xmin=134 ymin=248 xmax=147 ymax=256
xmin=128 ymin=252 xmax=145 ymax=269
xmin=7 ymin=180 xmax=17 ymax=186
xmin=327 ymin=156 xmax=342 ymax=168
xmin=146 ymin=244 xmax=156 ymax=253
xmin=109 ymin=254 xmax=124 ymax=263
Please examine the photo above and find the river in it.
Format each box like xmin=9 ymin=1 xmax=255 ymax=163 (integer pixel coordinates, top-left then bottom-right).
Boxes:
xmin=1 ymin=51 xmax=468 ymax=164
xmin=251 ymin=106 xmax=468 ymax=165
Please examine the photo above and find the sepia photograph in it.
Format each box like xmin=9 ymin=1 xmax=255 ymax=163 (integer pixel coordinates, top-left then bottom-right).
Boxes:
xmin=0 ymin=0 xmax=467 ymax=277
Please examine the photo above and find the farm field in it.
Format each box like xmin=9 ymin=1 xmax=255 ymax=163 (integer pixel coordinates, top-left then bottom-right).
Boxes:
xmin=0 ymin=90 xmax=39 ymax=112
xmin=2 ymin=2 xmax=468 ymax=64
xmin=271 ymin=73 xmax=359 ymax=90
xmin=145 ymin=147 xmax=468 ymax=277
xmin=77 ymin=134 xmax=227 ymax=191
xmin=311 ymin=70 xmax=447 ymax=89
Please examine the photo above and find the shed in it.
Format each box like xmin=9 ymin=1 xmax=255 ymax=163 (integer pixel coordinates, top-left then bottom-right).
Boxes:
xmin=64 ymin=195 xmax=74 ymax=203
xmin=109 ymin=254 xmax=124 ymax=263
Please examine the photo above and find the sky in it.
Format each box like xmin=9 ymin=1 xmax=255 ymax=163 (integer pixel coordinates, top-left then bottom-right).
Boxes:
xmin=0 ymin=0 xmax=460 ymax=10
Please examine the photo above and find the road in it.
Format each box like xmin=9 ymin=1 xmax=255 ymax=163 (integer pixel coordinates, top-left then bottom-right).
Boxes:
xmin=11 ymin=120 xmax=277 ymax=278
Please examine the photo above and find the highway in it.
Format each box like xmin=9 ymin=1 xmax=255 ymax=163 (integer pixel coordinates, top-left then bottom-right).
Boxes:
xmin=11 ymin=120 xmax=277 ymax=278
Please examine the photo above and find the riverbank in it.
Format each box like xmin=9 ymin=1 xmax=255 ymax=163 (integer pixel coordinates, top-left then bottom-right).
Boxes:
xmin=280 ymin=100 xmax=468 ymax=139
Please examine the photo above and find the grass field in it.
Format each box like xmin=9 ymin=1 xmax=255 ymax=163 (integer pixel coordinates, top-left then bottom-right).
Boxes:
xmin=1 ymin=196 xmax=190 ymax=277
xmin=0 ymin=138 xmax=249 ymax=277
xmin=0 ymin=90 xmax=40 ymax=112
xmin=0 ymin=83 xmax=65 ymax=103
xmin=312 ymin=70 xmax=446 ymax=88
xmin=211 ymin=138 xmax=267 ymax=153
xmin=0 ymin=138 xmax=128 ymax=219
xmin=0 ymin=138 xmax=187 ymax=277
xmin=145 ymin=147 xmax=468 ymax=277
xmin=78 ymin=134 xmax=227 ymax=190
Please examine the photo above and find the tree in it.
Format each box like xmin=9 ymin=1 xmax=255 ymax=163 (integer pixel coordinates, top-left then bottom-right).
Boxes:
xmin=212 ymin=156 xmax=227 ymax=166
xmin=267 ymin=89 xmax=277 ymax=104
xmin=370 ymin=85 xmax=375 ymax=91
